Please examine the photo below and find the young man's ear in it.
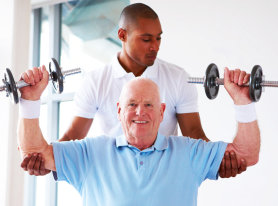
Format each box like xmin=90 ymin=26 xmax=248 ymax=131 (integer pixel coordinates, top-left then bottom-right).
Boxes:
xmin=118 ymin=28 xmax=127 ymax=42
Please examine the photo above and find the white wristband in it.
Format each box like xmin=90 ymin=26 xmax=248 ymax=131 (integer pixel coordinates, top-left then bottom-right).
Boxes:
xmin=19 ymin=98 xmax=41 ymax=119
xmin=234 ymin=103 xmax=257 ymax=123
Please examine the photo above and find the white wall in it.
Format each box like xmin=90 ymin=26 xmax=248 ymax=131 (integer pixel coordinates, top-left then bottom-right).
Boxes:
xmin=0 ymin=0 xmax=31 ymax=206
xmin=0 ymin=1 xmax=13 ymax=206
xmin=133 ymin=0 xmax=278 ymax=205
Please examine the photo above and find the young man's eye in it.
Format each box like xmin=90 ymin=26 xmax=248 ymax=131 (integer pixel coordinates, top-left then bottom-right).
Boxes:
xmin=146 ymin=104 xmax=152 ymax=107
xmin=129 ymin=103 xmax=135 ymax=107
xmin=157 ymin=37 xmax=161 ymax=41
xmin=142 ymin=39 xmax=151 ymax=42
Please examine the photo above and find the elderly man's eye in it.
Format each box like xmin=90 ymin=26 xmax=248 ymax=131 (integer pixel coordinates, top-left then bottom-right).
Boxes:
xmin=129 ymin=103 xmax=135 ymax=107
xmin=146 ymin=103 xmax=152 ymax=107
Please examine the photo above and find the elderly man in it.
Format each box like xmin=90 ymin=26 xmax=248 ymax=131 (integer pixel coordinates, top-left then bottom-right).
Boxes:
xmin=18 ymin=66 xmax=260 ymax=206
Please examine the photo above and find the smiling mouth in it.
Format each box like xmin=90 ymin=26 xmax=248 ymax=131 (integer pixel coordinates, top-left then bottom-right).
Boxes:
xmin=132 ymin=120 xmax=148 ymax=124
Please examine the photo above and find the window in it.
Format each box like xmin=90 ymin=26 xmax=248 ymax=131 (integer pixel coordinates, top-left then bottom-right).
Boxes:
xmin=27 ymin=1 xmax=129 ymax=205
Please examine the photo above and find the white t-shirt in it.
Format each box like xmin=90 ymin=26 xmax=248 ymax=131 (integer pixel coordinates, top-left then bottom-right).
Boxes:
xmin=74 ymin=55 xmax=198 ymax=137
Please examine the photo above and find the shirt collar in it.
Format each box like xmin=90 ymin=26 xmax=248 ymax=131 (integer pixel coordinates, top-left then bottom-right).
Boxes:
xmin=111 ymin=53 xmax=159 ymax=79
xmin=116 ymin=133 xmax=168 ymax=151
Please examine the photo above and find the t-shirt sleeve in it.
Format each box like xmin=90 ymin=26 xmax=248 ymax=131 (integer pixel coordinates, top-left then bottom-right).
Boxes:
xmin=52 ymin=140 xmax=92 ymax=193
xmin=74 ymin=73 xmax=98 ymax=119
xmin=175 ymin=69 xmax=199 ymax=114
xmin=188 ymin=139 xmax=227 ymax=183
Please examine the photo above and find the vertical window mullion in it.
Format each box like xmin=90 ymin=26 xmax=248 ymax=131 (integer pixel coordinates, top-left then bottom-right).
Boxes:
xmin=45 ymin=4 xmax=62 ymax=206
xmin=24 ymin=8 xmax=42 ymax=206
xmin=32 ymin=8 xmax=42 ymax=67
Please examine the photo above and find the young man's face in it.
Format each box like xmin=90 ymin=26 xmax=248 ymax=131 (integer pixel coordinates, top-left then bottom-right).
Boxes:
xmin=124 ymin=17 xmax=162 ymax=67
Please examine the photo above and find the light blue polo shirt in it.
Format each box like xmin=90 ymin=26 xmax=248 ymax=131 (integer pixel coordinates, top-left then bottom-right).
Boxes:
xmin=53 ymin=134 xmax=227 ymax=206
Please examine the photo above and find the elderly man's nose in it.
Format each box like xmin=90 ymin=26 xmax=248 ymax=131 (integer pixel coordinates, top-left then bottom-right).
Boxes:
xmin=136 ymin=105 xmax=145 ymax=115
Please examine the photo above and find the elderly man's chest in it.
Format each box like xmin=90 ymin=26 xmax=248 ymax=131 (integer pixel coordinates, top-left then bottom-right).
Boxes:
xmin=82 ymin=149 xmax=199 ymax=205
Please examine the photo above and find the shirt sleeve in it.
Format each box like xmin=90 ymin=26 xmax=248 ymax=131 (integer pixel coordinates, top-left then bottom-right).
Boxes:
xmin=52 ymin=140 xmax=92 ymax=193
xmin=175 ymin=69 xmax=199 ymax=114
xmin=74 ymin=72 xmax=98 ymax=119
xmin=188 ymin=139 xmax=228 ymax=183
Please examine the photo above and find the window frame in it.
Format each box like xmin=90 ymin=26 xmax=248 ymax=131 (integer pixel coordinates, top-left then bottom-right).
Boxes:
xmin=26 ymin=4 xmax=70 ymax=206
xmin=28 ymin=1 xmax=127 ymax=205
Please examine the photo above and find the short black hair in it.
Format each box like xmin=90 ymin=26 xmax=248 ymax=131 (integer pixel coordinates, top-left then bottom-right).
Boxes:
xmin=119 ymin=3 xmax=158 ymax=29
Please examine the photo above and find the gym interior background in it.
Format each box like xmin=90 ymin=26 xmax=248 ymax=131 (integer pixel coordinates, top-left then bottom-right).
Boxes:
xmin=1 ymin=0 xmax=278 ymax=205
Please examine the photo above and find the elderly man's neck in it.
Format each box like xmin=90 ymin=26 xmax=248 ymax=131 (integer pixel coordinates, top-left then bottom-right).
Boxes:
xmin=127 ymin=135 xmax=157 ymax=151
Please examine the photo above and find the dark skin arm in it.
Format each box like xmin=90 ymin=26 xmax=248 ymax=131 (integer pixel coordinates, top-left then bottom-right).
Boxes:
xmin=21 ymin=153 xmax=50 ymax=176
xmin=177 ymin=112 xmax=247 ymax=178
xmin=59 ymin=116 xmax=93 ymax=142
xmin=20 ymin=116 xmax=93 ymax=176
xmin=177 ymin=113 xmax=209 ymax=141
xmin=220 ymin=151 xmax=247 ymax=177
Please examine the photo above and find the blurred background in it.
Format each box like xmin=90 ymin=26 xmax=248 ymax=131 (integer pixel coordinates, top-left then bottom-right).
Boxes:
xmin=0 ymin=0 xmax=277 ymax=205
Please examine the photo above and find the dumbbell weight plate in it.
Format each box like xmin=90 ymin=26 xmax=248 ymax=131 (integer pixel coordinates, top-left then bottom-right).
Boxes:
xmin=49 ymin=58 xmax=63 ymax=93
xmin=205 ymin=63 xmax=220 ymax=99
xmin=249 ymin=65 xmax=263 ymax=102
xmin=5 ymin=68 xmax=19 ymax=104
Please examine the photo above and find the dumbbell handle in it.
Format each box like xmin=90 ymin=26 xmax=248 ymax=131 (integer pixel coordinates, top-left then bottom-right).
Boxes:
xmin=215 ymin=78 xmax=249 ymax=86
xmin=188 ymin=77 xmax=278 ymax=87
xmin=15 ymin=67 xmax=81 ymax=89
xmin=217 ymin=78 xmax=278 ymax=87
xmin=261 ymin=80 xmax=278 ymax=87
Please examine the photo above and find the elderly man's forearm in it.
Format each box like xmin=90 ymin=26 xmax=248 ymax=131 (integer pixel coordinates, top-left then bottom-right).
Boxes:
xmin=226 ymin=120 xmax=260 ymax=166
xmin=17 ymin=119 xmax=56 ymax=171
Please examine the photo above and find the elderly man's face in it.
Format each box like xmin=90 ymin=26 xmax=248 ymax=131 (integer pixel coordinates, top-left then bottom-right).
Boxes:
xmin=117 ymin=79 xmax=165 ymax=146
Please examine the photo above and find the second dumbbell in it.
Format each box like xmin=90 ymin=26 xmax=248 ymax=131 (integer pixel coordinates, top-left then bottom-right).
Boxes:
xmin=187 ymin=63 xmax=278 ymax=102
xmin=0 ymin=58 xmax=81 ymax=104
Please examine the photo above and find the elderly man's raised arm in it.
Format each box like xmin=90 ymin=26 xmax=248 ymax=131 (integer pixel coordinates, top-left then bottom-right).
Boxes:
xmin=18 ymin=118 xmax=56 ymax=171
xmin=223 ymin=68 xmax=260 ymax=167
xmin=226 ymin=119 xmax=260 ymax=166
xmin=17 ymin=66 xmax=56 ymax=171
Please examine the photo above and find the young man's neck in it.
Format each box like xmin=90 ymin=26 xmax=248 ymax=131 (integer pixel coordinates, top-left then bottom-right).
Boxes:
xmin=118 ymin=52 xmax=147 ymax=77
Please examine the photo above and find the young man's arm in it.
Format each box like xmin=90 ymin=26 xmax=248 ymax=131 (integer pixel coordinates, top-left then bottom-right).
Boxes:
xmin=177 ymin=112 xmax=208 ymax=141
xmin=59 ymin=117 xmax=93 ymax=142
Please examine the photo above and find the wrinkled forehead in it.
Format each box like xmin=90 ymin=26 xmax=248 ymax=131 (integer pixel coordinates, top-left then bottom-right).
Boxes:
xmin=119 ymin=79 xmax=161 ymax=104
xmin=124 ymin=92 xmax=156 ymax=104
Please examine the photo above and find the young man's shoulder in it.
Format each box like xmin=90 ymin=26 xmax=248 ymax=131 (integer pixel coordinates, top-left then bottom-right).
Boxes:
xmin=82 ymin=62 xmax=114 ymax=83
xmin=155 ymin=58 xmax=190 ymax=78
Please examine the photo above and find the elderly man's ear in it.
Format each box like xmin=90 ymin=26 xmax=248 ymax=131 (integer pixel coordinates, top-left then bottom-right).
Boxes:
xmin=160 ymin=103 xmax=166 ymax=120
xmin=117 ymin=102 xmax=121 ymax=120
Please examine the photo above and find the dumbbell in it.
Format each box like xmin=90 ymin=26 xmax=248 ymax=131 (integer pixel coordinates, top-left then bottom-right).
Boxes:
xmin=0 ymin=58 xmax=81 ymax=104
xmin=187 ymin=63 xmax=278 ymax=102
